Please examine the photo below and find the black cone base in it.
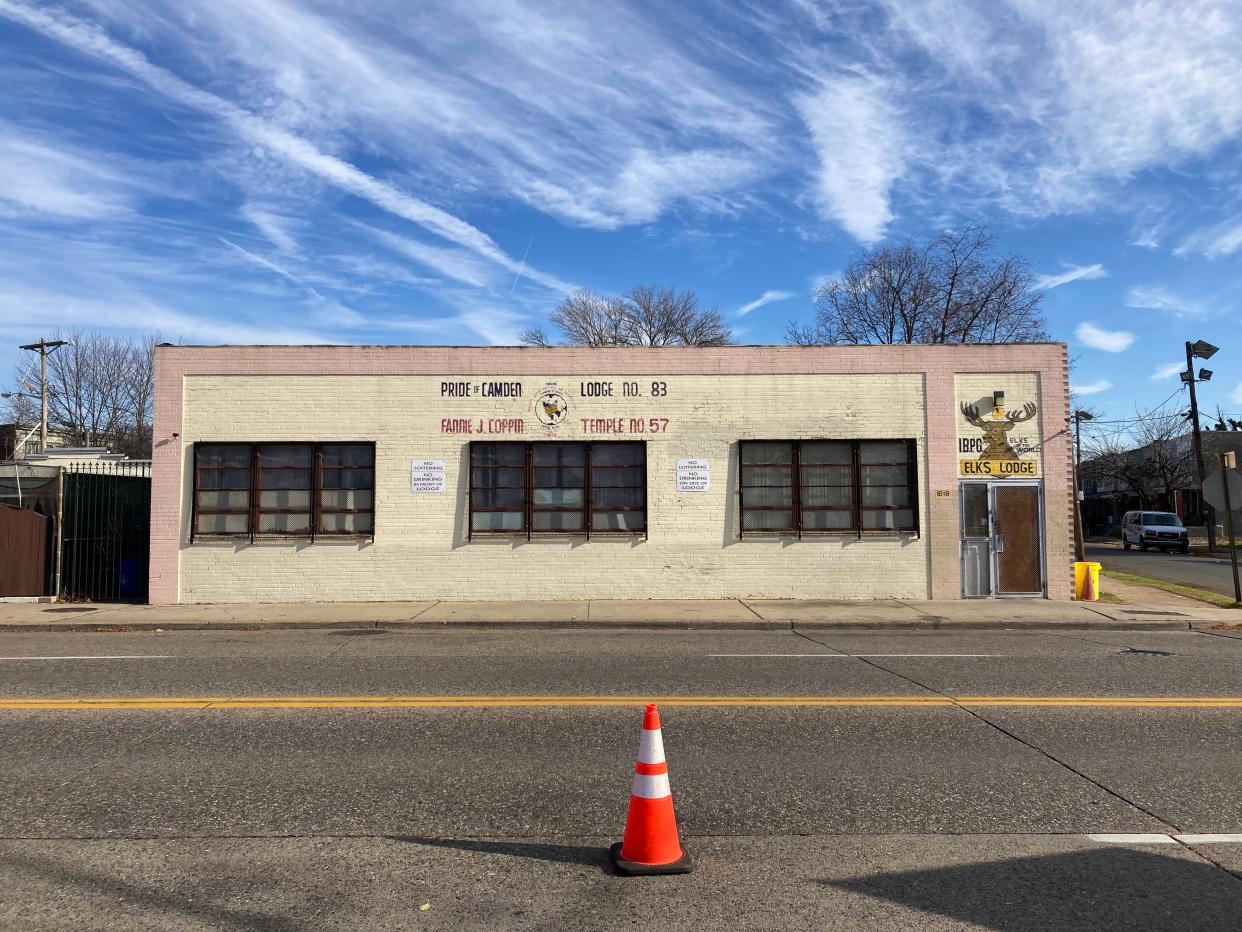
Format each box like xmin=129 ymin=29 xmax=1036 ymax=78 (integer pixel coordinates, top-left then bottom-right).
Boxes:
xmin=610 ymin=841 xmax=694 ymax=876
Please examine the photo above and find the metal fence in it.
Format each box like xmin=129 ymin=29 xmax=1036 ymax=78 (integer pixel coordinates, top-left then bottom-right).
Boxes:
xmin=59 ymin=461 xmax=151 ymax=602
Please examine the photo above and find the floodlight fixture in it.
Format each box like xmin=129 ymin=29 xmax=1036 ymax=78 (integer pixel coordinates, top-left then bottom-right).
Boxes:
xmin=1190 ymin=340 xmax=1219 ymax=360
xmin=1199 ymin=368 xmax=1213 ymax=381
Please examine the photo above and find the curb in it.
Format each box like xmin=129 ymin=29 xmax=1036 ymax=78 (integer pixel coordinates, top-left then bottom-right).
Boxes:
xmin=0 ymin=617 xmax=1195 ymax=633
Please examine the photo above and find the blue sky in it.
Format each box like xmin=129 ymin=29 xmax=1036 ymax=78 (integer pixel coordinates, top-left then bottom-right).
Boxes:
xmin=1 ymin=0 xmax=1241 ymax=424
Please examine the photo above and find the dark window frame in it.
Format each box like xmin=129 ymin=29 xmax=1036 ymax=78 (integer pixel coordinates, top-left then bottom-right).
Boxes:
xmin=738 ymin=439 xmax=919 ymax=539
xmin=191 ymin=442 xmax=375 ymax=542
xmin=469 ymin=440 xmax=647 ymax=540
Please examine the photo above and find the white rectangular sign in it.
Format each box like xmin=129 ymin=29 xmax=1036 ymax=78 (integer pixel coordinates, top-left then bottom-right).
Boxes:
xmin=677 ymin=458 xmax=711 ymax=492
xmin=410 ymin=459 xmax=446 ymax=493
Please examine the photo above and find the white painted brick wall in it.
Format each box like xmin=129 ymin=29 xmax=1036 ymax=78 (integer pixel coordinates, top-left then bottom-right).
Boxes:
xmin=177 ymin=372 xmax=935 ymax=602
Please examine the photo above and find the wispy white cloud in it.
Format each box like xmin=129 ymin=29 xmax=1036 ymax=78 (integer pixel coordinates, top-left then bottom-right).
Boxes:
xmin=1071 ymin=380 xmax=1112 ymax=397
xmin=365 ymin=226 xmax=498 ymax=289
xmin=221 ymin=237 xmax=364 ymax=327
xmin=65 ymin=0 xmax=776 ymax=235
xmin=1035 ymin=263 xmax=1106 ymax=290
xmin=0 ymin=286 xmax=332 ymax=345
xmin=1232 ymin=382 xmax=1242 ymax=405
xmin=240 ymin=203 xmax=301 ymax=254
xmin=1175 ymin=217 xmax=1242 ymax=260
xmin=0 ymin=0 xmax=575 ymax=293
xmin=1075 ymin=322 xmax=1133 ymax=353
xmin=521 ymin=149 xmax=759 ymax=230
xmin=0 ymin=128 xmax=134 ymax=219
xmin=1150 ymin=361 xmax=1185 ymax=381
xmin=737 ymin=289 xmax=795 ymax=317
xmin=795 ymin=74 xmax=904 ymax=244
xmin=1125 ymin=285 xmax=1208 ymax=318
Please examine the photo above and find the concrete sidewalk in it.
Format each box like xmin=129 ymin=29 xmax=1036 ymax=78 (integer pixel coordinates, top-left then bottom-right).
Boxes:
xmin=1 ymin=589 xmax=1236 ymax=632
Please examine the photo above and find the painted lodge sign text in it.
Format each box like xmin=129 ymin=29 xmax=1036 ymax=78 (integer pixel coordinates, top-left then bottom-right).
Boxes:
xmin=958 ymin=398 xmax=1042 ymax=478
xmin=439 ymin=378 xmax=673 ymax=435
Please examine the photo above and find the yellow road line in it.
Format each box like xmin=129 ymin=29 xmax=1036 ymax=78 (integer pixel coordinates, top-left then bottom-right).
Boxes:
xmin=2 ymin=695 xmax=1242 ymax=710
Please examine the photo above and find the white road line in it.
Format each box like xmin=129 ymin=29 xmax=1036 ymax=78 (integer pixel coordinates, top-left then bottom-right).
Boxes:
xmin=0 ymin=656 xmax=174 ymax=661
xmin=707 ymin=653 xmax=1003 ymax=658
xmin=1087 ymin=833 xmax=1177 ymax=844
xmin=1175 ymin=834 xmax=1242 ymax=844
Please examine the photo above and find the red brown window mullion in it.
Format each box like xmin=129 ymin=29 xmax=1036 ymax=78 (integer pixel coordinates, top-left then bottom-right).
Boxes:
xmin=525 ymin=443 xmax=533 ymax=542
xmin=312 ymin=447 xmax=322 ymax=544
xmin=851 ymin=440 xmax=862 ymax=540
xmin=737 ymin=442 xmax=746 ymax=539
xmin=908 ymin=439 xmax=920 ymax=535
xmin=793 ymin=441 xmax=802 ymax=540
xmin=190 ymin=444 xmax=199 ymax=543
xmin=585 ymin=442 xmax=594 ymax=540
xmin=249 ymin=445 xmax=260 ymax=544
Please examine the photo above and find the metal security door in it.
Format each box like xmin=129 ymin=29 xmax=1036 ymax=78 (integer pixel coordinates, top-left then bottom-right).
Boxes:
xmin=992 ymin=483 xmax=1044 ymax=596
xmin=959 ymin=483 xmax=992 ymax=597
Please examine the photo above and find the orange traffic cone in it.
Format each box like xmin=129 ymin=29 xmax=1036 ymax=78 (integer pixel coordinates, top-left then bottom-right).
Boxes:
xmin=611 ymin=704 xmax=693 ymax=875
xmin=1083 ymin=565 xmax=1097 ymax=601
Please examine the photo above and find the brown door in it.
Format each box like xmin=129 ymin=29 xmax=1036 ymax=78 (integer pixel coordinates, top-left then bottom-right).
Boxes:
xmin=0 ymin=504 xmax=48 ymax=597
xmin=993 ymin=485 xmax=1042 ymax=595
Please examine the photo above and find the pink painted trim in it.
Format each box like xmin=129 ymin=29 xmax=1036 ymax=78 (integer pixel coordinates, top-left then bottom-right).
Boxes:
xmin=148 ymin=343 xmax=1071 ymax=605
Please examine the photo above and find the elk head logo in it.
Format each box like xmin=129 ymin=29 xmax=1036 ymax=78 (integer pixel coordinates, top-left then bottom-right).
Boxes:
xmin=960 ymin=401 xmax=1037 ymax=461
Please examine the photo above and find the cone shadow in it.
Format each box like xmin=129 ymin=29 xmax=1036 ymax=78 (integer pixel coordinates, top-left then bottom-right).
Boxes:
xmin=389 ymin=836 xmax=614 ymax=872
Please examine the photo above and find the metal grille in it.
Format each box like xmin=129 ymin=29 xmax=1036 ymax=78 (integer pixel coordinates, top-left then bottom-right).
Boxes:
xmin=59 ymin=461 xmax=151 ymax=602
xmin=961 ymin=484 xmax=990 ymax=538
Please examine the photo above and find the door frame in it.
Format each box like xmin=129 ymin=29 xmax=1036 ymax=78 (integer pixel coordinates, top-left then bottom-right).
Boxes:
xmin=959 ymin=479 xmax=1046 ymax=598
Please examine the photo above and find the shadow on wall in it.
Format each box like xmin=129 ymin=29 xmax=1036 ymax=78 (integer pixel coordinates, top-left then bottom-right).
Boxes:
xmin=822 ymin=845 xmax=1242 ymax=931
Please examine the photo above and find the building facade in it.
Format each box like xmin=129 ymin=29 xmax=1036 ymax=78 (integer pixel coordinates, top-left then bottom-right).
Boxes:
xmin=149 ymin=344 xmax=1072 ymax=605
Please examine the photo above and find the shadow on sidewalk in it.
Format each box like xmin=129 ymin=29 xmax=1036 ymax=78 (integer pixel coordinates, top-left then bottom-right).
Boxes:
xmin=390 ymin=835 xmax=612 ymax=871
xmin=820 ymin=845 xmax=1242 ymax=931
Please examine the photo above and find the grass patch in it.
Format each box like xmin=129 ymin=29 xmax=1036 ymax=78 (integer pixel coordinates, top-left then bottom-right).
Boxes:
xmin=1094 ymin=590 xmax=1124 ymax=604
xmin=1101 ymin=569 xmax=1241 ymax=609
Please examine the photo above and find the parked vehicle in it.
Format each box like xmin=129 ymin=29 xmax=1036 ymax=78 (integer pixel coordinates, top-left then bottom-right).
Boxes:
xmin=1121 ymin=511 xmax=1190 ymax=553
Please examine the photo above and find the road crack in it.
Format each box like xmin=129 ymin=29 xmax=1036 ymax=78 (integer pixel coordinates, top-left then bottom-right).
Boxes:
xmin=791 ymin=626 xmax=1182 ymax=833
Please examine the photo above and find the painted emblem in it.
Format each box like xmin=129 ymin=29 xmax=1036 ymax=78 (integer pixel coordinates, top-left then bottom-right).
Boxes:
xmin=960 ymin=401 xmax=1038 ymax=461
xmin=533 ymin=388 xmax=568 ymax=430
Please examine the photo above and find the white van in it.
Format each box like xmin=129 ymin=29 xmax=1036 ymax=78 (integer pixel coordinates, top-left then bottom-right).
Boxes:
xmin=1121 ymin=511 xmax=1190 ymax=553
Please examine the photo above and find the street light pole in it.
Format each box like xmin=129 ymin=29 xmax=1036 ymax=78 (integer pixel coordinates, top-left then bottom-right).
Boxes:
xmin=1184 ymin=340 xmax=1218 ymax=553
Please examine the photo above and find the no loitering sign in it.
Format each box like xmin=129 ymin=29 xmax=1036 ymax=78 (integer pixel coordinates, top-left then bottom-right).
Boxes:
xmin=677 ymin=458 xmax=711 ymax=492
xmin=410 ymin=459 xmax=446 ymax=493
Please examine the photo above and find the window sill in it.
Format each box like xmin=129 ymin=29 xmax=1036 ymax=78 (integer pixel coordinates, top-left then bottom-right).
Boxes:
xmin=738 ymin=530 xmax=920 ymax=541
xmin=190 ymin=534 xmax=373 ymax=543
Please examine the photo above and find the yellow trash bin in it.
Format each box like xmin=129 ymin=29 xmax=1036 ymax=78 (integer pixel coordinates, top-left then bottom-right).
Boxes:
xmin=1074 ymin=561 xmax=1102 ymax=601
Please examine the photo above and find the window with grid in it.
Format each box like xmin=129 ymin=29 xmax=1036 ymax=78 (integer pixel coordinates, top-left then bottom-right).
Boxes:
xmin=470 ymin=441 xmax=646 ymax=537
xmin=739 ymin=439 xmax=917 ymax=537
xmin=192 ymin=442 xmax=375 ymax=540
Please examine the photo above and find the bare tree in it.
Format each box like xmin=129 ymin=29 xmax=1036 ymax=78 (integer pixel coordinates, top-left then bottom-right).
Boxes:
xmin=1210 ymin=406 xmax=1242 ymax=431
xmin=522 ymin=286 xmax=732 ymax=347
xmin=1082 ymin=406 xmax=1197 ymax=510
xmin=5 ymin=329 xmax=158 ymax=458
xmin=788 ymin=225 xmax=1049 ymax=346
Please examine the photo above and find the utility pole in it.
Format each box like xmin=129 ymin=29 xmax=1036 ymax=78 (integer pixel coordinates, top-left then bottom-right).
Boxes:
xmin=1221 ymin=451 xmax=1240 ymax=605
xmin=1183 ymin=339 xmax=1219 ymax=553
xmin=1073 ymin=410 xmax=1093 ymax=562
xmin=18 ymin=338 xmax=68 ymax=455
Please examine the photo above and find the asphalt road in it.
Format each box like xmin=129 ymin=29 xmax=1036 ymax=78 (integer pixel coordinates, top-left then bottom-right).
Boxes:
xmin=1088 ymin=543 xmax=1242 ymax=599
xmin=4 ymin=626 xmax=1242 ymax=930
